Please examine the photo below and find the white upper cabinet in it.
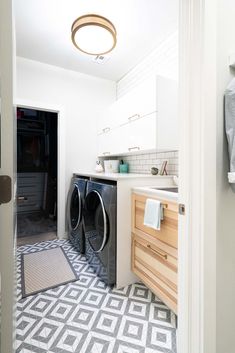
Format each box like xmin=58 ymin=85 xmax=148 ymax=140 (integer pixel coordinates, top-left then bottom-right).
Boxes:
xmin=124 ymin=112 xmax=157 ymax=153
xmin=98 ymin=77 xmax=157 ymax=135
xmin=97 ymin=75 xmax=178 ymax=156
xmin=97 ymin=128 xmax=118 ymax=156
xmin=117 ymin=78 xmax=157 ymax=125
xmin=97 ymin=104 xmax=116 ymax=135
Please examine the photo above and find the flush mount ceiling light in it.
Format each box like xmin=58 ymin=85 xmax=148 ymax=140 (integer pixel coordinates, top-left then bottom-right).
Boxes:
xmin=71 ymin=14 xmax=117 ymax=56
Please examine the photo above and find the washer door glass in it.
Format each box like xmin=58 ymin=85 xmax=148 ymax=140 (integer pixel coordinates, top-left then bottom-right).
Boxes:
xmin=84 ymin=190 xmax=108 ymax=253
xmin=69 ymin=184 xmax=82 ymax=230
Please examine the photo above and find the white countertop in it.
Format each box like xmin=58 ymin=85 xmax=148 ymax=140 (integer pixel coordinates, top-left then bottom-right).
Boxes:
xmin=73 ymin=171 xmax=175 ymax=182
xmin=132 ymin=186 xmax=178 ymax=202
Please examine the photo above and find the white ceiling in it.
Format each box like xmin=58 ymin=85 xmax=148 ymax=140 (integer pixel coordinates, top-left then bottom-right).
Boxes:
xmin=14 ymin=0 xmax=178 ymax=81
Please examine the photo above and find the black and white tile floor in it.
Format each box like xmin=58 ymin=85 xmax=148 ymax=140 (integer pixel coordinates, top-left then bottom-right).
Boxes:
xmin=16 ymin=239 xmax=177 ymax=353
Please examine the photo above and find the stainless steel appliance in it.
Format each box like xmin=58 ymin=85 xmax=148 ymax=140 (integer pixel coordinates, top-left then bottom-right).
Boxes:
xmin=67 ymin=176 xmax=88 ymax=253
xmin=84 ymin=180 xmax=117 ymax=285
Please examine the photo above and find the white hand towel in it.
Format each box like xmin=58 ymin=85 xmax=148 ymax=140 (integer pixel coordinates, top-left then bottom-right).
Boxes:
xmin=144 ymin=199 xmax=163 ymax=230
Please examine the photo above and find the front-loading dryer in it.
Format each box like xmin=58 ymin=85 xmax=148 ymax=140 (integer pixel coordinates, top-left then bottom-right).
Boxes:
xmin=67 ymin=176 xmax=88 ymax=254
xmin=84 ymin=180 xmax=117 ymax=286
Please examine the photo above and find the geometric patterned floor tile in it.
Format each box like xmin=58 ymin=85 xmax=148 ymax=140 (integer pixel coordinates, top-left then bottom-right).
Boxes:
xmin=146 ymin=323 xmax=177 ymax=352
xmin=16 ymin=312 xmax=40 ymax=340
xmin=91 ymin=310 xmax=122 ymax=337
xmin=50 ymin=325 xmax=88 ymax=353
xmin=117 ymin=315 xmax=148 ymax=347
xmin=101 ymin=293 xmax=128 ymax=315
xmin=149 ymin=302 xmax=175 ymax=327
xmin=67 ymin=304 xmax=98 ymax=330
xmin=112 ymin=340 xmax=145 ymax=353
xmin=16 ymin=239 xmax=177 ymax=353
xmin=60 ymin=284 xmax=87 ymax=303
xmin=125 ymin=299 xmax=150 ymax=320
xmin=129 ymin=284 xmax=152 ymax=303
xmin=91 ymin=277 xmax=111 ymax=293
xmin=22 ymin=317 xmax=64 ymax=351
xmin=78 ymin=332 xmax=115 ymax=353
xmin=111 ymin=285 xmax=132 ymax=298
xmin=46 ymin=300 xmax=78 ymax=322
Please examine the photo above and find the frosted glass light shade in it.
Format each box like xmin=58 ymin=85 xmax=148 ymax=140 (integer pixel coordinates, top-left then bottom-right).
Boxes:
xmin=71 ymin=14 xmax=117 ymax=55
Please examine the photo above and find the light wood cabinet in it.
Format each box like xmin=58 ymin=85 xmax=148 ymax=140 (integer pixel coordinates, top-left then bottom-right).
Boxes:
xmin=132 ymin=193 xmax=178 ymax=313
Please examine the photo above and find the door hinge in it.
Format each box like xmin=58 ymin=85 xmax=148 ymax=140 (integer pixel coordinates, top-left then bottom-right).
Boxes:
xmin=179 ymin=203 xmax=185 ymax=215
xmin=0 ymin=175 xmax=12 ymax=204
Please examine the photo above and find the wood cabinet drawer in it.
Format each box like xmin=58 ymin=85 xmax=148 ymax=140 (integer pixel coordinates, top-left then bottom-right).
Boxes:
xmin=131 ymin=192 xmax=178 ymax=313
xmin=132 ymin=234 xmax=177 ymax=313
xmin=132 ymin=193 xmax=178 ymax=249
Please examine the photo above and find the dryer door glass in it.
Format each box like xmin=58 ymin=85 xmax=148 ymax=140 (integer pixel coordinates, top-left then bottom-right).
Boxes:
xmin=84 ymin=190 xmax=108 ymax=253
xmin=70 ymin=185 xmax=82 ymax=230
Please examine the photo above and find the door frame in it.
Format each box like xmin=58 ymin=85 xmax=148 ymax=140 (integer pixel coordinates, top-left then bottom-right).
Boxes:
xmin=0 ymin=0 xmax=16 ymax=352
xmin=16 ymin=99 xmax=66 ymax=239
xmin=178 ymin=0 xmax=217 ymax=352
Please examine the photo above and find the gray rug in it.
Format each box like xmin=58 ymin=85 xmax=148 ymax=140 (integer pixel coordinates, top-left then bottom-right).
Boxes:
xmin=21 ymin=246 xmax=79 ymax=298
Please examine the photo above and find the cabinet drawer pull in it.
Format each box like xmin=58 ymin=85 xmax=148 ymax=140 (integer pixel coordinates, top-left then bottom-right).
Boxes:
xmin=128 ymin=114 xmax=140 ymax=122
xmin=102 ymin=127 xmax=110 ymax=133
xmin=147 ymin=244 xmax=168 ymax=260
xmin=103 ymin=152 xmax=110 ymax=155
xmin=128 ymin=146 xmax=140 ymax=151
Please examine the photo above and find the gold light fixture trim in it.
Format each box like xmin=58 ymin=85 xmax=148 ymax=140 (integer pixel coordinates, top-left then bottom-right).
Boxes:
xmin=71 ymin=14 xmax=117 ymax=55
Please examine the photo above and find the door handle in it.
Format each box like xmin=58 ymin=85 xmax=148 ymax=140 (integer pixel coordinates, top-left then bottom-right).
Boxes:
xmin=0 ymin=175 xmax=12 ymax=204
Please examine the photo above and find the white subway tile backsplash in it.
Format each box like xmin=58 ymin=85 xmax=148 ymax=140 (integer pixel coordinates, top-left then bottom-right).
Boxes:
xmin=120 ymin=150 xmax=178 ymax=175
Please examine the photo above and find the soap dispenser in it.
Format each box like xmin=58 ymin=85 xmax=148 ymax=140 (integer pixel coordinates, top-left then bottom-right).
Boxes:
xmin=95 ymin=161 xmax=104 ymax=173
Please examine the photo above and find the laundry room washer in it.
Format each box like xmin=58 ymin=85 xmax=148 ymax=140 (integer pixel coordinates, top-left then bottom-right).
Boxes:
xmin=84 ymin=180 xmax=117 ymax=286
xmin=67 ymin=176 xmax=88 ymax=254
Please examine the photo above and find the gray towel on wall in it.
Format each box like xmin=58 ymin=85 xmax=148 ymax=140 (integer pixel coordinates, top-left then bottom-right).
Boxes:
xmin=225 ymin=78 xmax=235 ymax=192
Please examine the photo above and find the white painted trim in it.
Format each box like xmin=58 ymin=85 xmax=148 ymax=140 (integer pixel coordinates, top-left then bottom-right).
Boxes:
xmin=0 ymin=1 xmax=16 ymax=352
xmin=178 ymin=0 xmax=216 ymax=352
xmin=15 ymin=99 xmax=66 ymax=239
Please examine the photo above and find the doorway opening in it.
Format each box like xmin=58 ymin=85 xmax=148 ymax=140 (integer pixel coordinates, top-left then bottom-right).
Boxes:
xmin=16 ymin=107 xmax=58 ymax=245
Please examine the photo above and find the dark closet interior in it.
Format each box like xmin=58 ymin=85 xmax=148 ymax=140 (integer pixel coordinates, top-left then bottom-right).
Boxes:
xmin=17 ymin=107 xmax=58 ymax=238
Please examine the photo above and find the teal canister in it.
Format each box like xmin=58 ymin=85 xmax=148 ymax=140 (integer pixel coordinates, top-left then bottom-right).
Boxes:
xmin=119 ymin=163 xmax=129 ymax=173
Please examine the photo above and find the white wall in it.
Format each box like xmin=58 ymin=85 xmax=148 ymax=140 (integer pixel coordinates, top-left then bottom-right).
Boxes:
xmin=117 ymin=31 xmax=178 ymax=98
xmin=16 ymin=57 xmax=116 ymax=236
xmin=216 ymin=1 xmax=235 ymax=352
